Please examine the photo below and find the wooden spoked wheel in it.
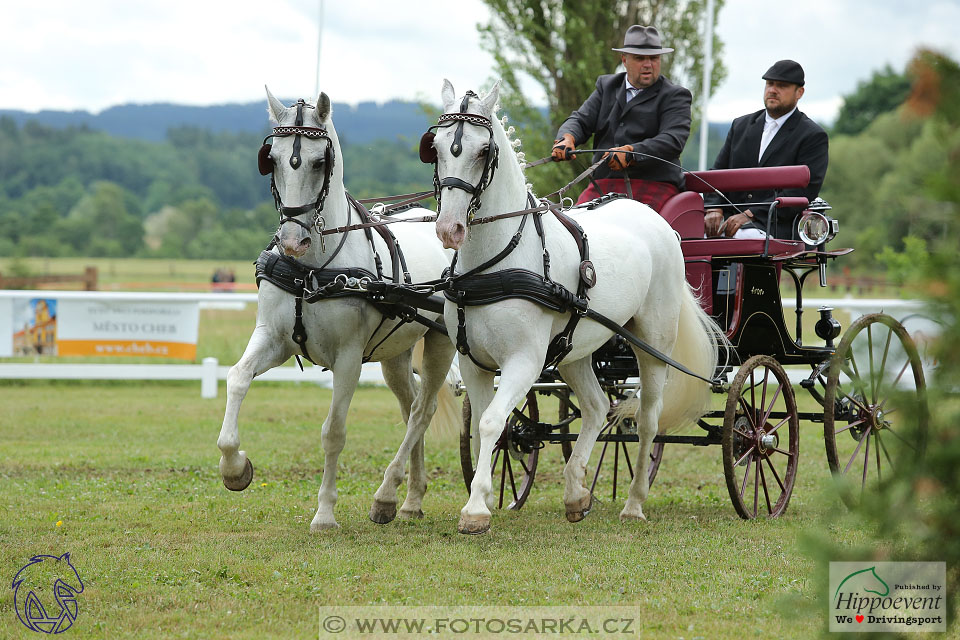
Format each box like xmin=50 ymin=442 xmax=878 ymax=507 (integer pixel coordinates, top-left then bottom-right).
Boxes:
xmin=587 ymin=426 xmax=665 ymax=502
xmin=460 ymin=392 xmax=540 ymax=510
xmin=722 ymin=355 xmax=799 ymax=519
xmin=823 ymin=313 xmax=927 ymax=508
xmin=586 ymin=393 xmax=665 ymax=503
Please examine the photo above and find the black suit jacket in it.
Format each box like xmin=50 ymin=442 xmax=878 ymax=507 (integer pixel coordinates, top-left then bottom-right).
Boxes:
xmin=703 ymin=108 xmax=829 ymax=238
xmin=556 ymin=73 xmax=692 ymax=187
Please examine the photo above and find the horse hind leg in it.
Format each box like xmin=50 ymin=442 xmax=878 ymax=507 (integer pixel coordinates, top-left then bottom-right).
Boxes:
xmin=369 ymin=349 xmax=417 ymax=524
xmin=399 ymin=331 xmax=456 ymax=519
xmin=218 ymin=327 xmax=287 ymax=491
xmin=620 ymin=351 xmax=669 ymax=522
xmin=557 ymin=357 xmax=609 ymax=522
xmin=371 ymin=331 xmax=457 ymax=523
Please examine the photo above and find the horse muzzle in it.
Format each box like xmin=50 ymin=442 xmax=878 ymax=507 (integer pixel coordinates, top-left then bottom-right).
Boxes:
xmin=437 ymin=219 xmax=465 ymax=250
xmin=280 ymin=233 xmax=312 ymax=258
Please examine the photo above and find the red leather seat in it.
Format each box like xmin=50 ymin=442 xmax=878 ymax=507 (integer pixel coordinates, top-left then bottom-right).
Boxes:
xmin=659 ymin=191 xmax=705 ymax=239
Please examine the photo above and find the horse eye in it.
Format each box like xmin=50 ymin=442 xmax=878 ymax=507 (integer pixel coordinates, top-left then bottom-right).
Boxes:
xmin=478 ymin=146 xmax=490 ymax=159
xmin=311 ymin=157 xmax=325 ymax=169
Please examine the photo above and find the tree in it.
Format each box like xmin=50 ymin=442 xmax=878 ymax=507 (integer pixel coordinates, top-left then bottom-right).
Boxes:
xmin=478 ymin=0 xmax=726 ymax=193
xmin=832 ymin=65 xmax=911 ymax=136
xmin=804 ymin=50 xmax=960 ymax=632
xmin=63 ymin=181 xmax=144 ymax=257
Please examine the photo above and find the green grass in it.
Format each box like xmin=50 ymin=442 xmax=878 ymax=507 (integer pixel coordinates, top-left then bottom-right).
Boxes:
xmin=0 ymin=382 xmax=891 ymax=639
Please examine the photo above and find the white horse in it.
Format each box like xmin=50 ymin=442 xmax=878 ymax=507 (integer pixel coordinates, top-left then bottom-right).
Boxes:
xmin=429 ymin=80 xmax=721 ymax=534
xmin=217 ymin=88 xmax=457 ymax=532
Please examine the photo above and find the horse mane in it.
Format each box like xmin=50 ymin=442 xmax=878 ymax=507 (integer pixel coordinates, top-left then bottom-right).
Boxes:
xmin=477 ymin=88 xmax=530 ymax=190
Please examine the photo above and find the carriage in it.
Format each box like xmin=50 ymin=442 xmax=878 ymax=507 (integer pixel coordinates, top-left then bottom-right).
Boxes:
xmin=456 ymin=164 xmax=928 ymax=520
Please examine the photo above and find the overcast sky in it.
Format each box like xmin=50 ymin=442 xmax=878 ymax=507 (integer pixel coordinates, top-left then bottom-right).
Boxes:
xmin=2 ymin=0 xmax=958 ymax=125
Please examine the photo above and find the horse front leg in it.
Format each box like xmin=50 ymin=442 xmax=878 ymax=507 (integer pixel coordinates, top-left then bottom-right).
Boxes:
xmin=557 ymin=358 xmax=610 ymax=522
xmin=218 ymin=327 xmax=287 ymax=491
xmin=459 ymin=358 xmax=539 ymax=535
xmin=311 ymin=354 xmax=363 ymax=532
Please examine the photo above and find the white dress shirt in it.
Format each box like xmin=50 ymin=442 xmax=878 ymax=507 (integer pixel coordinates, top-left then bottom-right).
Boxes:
xmin=758 ymin=107 xmax=797 ymax=160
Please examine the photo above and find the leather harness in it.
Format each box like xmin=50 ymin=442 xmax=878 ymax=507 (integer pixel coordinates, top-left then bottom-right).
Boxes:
xmin=418 ymin=100 xmax=716 ymax=384
xmin=255 ymin=198 xmax=447 ymax=367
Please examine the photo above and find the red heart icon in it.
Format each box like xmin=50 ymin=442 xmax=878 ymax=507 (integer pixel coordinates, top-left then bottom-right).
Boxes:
xmin=856 ymin=615 xmax=864 ymax=623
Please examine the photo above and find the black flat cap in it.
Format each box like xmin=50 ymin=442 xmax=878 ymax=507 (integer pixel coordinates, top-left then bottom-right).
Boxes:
xmin=762 ymin=60 xmax=804 ymax=86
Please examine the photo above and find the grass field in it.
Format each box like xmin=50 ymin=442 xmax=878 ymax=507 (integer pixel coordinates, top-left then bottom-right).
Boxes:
xmin=1 ymin=379 xmax=924 ymax=639
xmin=1 ymin=258 xmax=948 ymax=638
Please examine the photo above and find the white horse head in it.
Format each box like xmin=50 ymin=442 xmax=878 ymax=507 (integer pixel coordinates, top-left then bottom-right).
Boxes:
xmin=262 ymin=86 xmax=344 ymax=258
xmin=431 ymin=80 xmax=526 ymax=249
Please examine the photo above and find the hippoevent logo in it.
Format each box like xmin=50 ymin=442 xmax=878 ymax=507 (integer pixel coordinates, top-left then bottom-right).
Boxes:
xmin=829 ymin=561 xmax=945 ymax=632
xmin=12 ymin=553 xmax=85 ymax=634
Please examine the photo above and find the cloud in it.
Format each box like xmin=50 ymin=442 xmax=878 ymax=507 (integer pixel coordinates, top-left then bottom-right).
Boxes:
xmin=708 ymin=0 xmax=960 ymax=124
xmin=2 ymin=0 xmax=958 ymax=123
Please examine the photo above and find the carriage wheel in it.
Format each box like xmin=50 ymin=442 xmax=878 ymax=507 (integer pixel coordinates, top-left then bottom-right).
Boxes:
xmin=823 ymin=313 xmax=927 ymax=508
xmin=460 ymin=392 xmax=540 ymax=510
xmin=722 ymin=355 xmax=799 ymax=519
xmin=587 ymin=427 xmax=665 ymax=502
xmin=586 ymin=395 xmax=665 ymax=503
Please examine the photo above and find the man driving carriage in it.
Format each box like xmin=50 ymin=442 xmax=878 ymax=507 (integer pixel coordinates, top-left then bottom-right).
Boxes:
xmin=551 ymin=25 xmax=691 ymax=211
xmin=704 ymin=60 xmax=829 ymax=239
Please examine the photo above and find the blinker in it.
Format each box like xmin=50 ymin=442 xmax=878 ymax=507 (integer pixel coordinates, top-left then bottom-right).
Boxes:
xmin=419 ymin=131 xmax=437 ymax=164
xmin=258 ymin=143 xmax=273 ymax=176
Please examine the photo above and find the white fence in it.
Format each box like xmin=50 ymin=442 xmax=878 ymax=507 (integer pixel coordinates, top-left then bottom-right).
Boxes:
xmin=0 ymin=290 xmax=935 ymax=398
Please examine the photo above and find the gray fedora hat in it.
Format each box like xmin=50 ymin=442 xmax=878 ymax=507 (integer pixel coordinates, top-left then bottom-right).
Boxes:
xmin=612 ymin=25 xmax=674 ymax=55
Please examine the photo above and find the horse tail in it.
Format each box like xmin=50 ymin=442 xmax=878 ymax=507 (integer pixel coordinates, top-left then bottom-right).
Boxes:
xmin=657 ymin=283 xmax=726 ymax=434
xmin=411 ymin=339 xmax=460 ymax=439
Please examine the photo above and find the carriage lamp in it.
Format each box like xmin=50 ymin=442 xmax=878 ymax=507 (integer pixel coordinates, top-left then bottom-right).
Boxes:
xmin=797 ymin=211 xmax=839 ymax=246
xmin=815 ymin=307 xmax=842 ymax=348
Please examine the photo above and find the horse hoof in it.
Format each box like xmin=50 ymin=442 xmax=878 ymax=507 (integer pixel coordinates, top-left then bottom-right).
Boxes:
xmin=310 ymin=519 xmax=340 ymax=533
xmin=458 ymin=514 xmax=491 ymax=535
xmin=398 ymin=508 xmax=424 ymax=520
xmin=565 ymin=493 xmax=593 ymax=523
xmin=619 ymin=511 xmax=647 ymax=523
xmin=222 ymin=458 xmax=254 ymax=492
xmin=369 ymin=500 xmax=398 ymax=525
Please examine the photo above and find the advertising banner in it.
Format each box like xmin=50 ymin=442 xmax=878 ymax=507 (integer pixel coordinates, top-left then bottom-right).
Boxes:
xmin=54 ymin=299 xmax=199 ymax=359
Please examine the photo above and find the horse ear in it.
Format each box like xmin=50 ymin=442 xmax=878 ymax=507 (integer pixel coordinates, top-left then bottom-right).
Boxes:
xmin=316 ymin=92 xmax=331 ymax=122
xmin=481 ymin=80 xmax=501 ymax=116
xmin=265 ymin=85 xmax=286 ymax=124
xmin=441 ymin=79 xmax=456 ymax=112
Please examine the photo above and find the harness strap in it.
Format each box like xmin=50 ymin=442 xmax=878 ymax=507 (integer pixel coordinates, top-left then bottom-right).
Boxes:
xmin=582 ymin=307 xmax=715 ymax=384
xmin=292 ymin=296 xmax=314 ymax=365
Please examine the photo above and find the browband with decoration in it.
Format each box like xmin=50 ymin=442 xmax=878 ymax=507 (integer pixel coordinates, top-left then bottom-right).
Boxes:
xmin=272 ymin=126 xmax=329 ymax=138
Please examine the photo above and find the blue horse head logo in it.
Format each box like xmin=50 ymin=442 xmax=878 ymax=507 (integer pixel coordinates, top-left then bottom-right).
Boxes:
xmin=12 ymin=553 xmax=84 ymax=634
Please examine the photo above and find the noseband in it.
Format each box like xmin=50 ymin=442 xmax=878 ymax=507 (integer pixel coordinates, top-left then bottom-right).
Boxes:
xmin=419 ymin=91 xmax=500 ymax=222
xmin=258 ymin=99 xmax=337 ymax=234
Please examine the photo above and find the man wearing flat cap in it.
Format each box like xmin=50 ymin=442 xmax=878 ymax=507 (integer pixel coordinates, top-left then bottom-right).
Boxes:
xmin=552 ymin=25 xmax=692 ymax=211
xmin=704 ymin=60 xmax=829 ymax=238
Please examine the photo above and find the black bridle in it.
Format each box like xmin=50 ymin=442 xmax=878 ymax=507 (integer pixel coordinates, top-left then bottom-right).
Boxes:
xmin=258 ymin=99 xmax=337 ymax=235
xmin=419 ymin=91 xmax=500 ymax=222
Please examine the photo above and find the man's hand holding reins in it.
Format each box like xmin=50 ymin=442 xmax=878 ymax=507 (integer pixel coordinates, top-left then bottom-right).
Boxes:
xmin=605 ymin=145 xmax=634 ymax=171
xmin=552 ymin=134 xmax=576 ymax=161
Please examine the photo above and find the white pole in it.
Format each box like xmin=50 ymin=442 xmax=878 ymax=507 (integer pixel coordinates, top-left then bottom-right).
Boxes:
xmin=314 ymin=0 xmax=325 ymax=98
xmin=201 ymin=357 xmax=219 ymax=398
xmin=698 ymin=0 xmax=715 ymax=171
